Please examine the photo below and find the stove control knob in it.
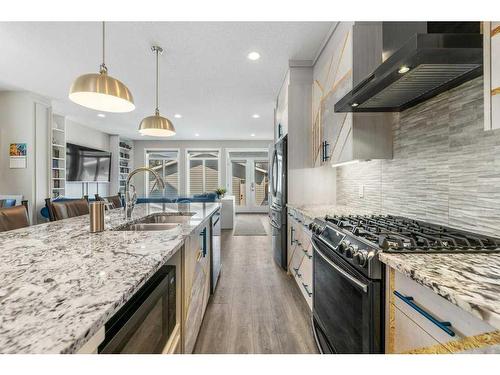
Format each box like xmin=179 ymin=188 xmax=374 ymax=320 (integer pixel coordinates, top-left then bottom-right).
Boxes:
xmin=338 ymin=240 xmax=349 ymax=254
xmin=315 ymin=226 xmax=324 ymax=235
xmin=353 ymin=250 xmax=368 ymax=267
xmin=308 ymin=223 xmax=314 ymax=231
xmin=345 ymin=245 xmax=358 ymax=258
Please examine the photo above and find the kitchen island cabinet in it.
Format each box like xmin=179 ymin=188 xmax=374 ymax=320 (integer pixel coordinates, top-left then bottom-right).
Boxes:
xmin=183 ymin=224 xmax=211 ymax=354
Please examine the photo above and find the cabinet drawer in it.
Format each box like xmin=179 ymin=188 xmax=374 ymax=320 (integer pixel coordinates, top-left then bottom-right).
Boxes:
xmin=298 ymin=247 xmax=312 ymax=287
xmin=289 ymin=246 xmax=304 ymax=278
xmin=393 ymin=305 xmax=449 ymax=354
xmin=393 ymin=271 xmax=495 ymax=346
xmin=297 ymin=252 xmax=313 ymax=308
xmin=293 ymin=258 xmax=312 ymax=309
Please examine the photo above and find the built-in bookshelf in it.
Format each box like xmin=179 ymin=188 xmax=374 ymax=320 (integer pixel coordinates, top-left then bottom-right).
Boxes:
xmin=118 ymin=138 xmax=133 ymax=195
xmin=50 ymin=114 xmax=66 ymax=198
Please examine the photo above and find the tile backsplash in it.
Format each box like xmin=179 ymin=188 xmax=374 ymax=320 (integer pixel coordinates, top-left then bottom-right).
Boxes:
xmin=336 ymin=77 xmax=500 ymax=237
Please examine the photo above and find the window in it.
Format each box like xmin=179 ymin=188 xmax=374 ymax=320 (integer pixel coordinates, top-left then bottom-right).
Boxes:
xmin=145 ymin=150 xmax=179 ymax=198
xmin=187 ymin=150 xmax=220 ymax=195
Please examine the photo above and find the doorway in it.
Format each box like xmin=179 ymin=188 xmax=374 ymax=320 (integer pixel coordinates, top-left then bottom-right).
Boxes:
xmin=227 ymin=150 xmax=269 ymax=213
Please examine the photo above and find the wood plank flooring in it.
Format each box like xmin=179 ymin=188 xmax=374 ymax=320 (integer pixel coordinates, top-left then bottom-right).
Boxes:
xmin=193 ymin=214 xmax=318 ymax=354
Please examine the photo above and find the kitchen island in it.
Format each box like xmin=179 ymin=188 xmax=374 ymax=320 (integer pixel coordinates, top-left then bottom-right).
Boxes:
xmin=0 ymin=202 xmax=219 ymax=354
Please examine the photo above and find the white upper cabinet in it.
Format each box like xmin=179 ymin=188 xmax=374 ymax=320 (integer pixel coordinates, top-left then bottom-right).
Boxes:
xmin=275 ymin=70 xmax=290 ymax=140
xmin=312 ymin=22 xmax=394 ymax=167
xmin=484 ymin=21 xmax=500 ymax=131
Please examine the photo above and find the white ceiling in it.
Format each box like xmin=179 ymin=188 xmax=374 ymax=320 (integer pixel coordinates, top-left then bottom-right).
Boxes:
xmin=0 ymin=22 xmax=332 ymax=140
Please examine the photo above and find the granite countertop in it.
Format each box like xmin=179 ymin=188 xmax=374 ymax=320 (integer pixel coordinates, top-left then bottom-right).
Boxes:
xmin=0 ymin=202 xmax=219 ymax=354
xmin=379 ymin=252 xmax=500 ymax=330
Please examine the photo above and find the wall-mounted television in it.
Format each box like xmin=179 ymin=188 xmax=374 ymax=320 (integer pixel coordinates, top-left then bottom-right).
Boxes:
xmin=66 ymin=143 xmax=111 ymax=182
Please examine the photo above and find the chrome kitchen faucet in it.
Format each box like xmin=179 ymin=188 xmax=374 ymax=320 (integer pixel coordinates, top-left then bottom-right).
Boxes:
xmin=125 ymin=166 xmax=165 ymax=219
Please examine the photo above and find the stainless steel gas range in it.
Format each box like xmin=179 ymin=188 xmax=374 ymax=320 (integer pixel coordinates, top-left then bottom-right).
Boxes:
xmin=310 ymin=214 xmax=500 ymax=354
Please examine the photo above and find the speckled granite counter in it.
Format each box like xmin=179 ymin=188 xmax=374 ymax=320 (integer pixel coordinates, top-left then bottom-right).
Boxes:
xmin=0 ymin=202 xmax=219 ymax=354
xmin=379 ymin=252 xmax=500 ymax=330
xmin=286 ymin=203 xmax=377 ymax=220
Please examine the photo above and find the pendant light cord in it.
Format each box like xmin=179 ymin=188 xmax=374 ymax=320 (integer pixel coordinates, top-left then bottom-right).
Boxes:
xmin=152 ymin=46 xmax=163 ymax=115
xmin=100 ymin=21 xmax=108 ymax=74
xmin=155 ymin=47 xmax=159 ymax=115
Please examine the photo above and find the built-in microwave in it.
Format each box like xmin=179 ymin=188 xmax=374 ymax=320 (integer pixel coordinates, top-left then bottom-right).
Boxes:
xmin=98 ymin=265 xmax=176 ymax=354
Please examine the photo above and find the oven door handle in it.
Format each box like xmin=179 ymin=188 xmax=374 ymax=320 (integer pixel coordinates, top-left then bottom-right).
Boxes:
xmin=312 ymin=239 xmax=368 ymax=293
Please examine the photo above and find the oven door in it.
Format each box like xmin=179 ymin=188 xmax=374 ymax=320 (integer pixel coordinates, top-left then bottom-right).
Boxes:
xmin=312 ymin=237 xmax=382 ymax=354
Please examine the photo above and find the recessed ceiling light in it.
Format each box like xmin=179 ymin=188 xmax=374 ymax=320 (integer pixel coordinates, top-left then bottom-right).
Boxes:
xmin=97 ymin=113 xmax=106 ymax=118
xmin=252 ymin=114 xmax=260 ymax=119
xmin=251 ymin=133 xmax=256 ymax=137
xmin=247 ymin=51 xmax=261 ymax=61
xmin=174 ymin=114 xmax=182 ymax=119
xmin=351 ymin=103 xmax=359 ymax=108
xmin=195 ymin=133 xmax=200 ymax=137
xmin=398 ymin=66 xmax=410 ymax=74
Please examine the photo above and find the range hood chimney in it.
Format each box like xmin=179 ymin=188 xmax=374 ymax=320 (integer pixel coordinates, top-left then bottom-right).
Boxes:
xmin=335 ymin=22 xmax=483 ymax=113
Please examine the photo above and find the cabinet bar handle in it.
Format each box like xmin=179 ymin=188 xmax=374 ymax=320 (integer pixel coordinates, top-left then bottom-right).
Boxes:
xmin=393 ymin=290 xmax=455 ymax=337
xmin=302 ymin=283 xmax=312 ymax=297
xmin=293 ymin=267 xmax=302 ymax=278
xmin=302 ymin=248 xmax=312 ymax=259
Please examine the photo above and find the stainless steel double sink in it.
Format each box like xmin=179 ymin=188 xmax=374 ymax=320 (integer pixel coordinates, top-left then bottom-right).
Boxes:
xmin=114 ymin=212 xmax=195 ymax=231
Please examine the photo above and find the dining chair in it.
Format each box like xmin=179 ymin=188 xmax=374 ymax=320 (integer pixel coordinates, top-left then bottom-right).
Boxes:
xmin=0 ymin=201 xmax=30 ymax=232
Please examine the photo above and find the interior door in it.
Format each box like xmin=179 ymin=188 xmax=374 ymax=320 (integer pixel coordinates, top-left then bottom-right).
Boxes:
xmin=229 ymin=156 xmax=269 ymax=213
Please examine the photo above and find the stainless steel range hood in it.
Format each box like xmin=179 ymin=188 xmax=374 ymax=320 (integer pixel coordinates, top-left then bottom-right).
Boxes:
xmin=335 ymin=23 xmax=483 ymax=113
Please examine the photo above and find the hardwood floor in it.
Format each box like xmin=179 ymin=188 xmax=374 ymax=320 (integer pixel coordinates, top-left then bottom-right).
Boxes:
xmin=193 ymin=214 xmax=318 ymax=354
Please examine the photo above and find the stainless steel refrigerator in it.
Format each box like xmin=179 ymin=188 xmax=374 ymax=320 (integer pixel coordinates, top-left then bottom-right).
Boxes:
xmin=269 ymin=135 xmax=287 ymax=270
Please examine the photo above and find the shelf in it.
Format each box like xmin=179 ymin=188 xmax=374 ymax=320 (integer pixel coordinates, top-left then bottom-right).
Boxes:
xmin=52 ymin=157 xmax=65 ymax=161
xmin=120 ymin=147 xmax=132 ymax=151
xmin=52 ymin=143 xmax=65 ymax=148
xmin=52 ymin=128 xmax=64 ymax=133
xmin=52 ymin=177 xmax=65 ymax=180
xmin=52 ymin=167 xmax=65 ymax=170
xmin=52 ymin=188 xmax=65 ymax=190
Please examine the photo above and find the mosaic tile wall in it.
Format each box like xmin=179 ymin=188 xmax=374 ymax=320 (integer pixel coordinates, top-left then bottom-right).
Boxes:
xmin=336 ymin=77 xmax=500 ymax=236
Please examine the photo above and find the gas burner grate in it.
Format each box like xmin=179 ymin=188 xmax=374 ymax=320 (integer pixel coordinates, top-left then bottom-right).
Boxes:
xmin=325 ymin=214 xmax=500 ymax=254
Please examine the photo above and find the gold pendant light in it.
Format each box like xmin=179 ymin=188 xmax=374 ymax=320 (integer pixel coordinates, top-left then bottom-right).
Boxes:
xmin=69 ymin=22 xmax=135 ymax=113
xmin=138 ymin=46 xmax=176 ymax=137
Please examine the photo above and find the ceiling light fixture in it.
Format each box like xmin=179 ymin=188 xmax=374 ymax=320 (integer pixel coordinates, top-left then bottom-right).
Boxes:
xmin=69 ymin=22 xmax=135 ymax=113
xmin=247 ymin=51 xmax=261 ymax=61
xmin=252 ymin=114 xmax=260 ymax=119
xmin=174 ymin=114 xmax=182 ymax=119
xmin=351 ymin=103 xmax=359 ymax=108
xmin=251 ymin=133 xmax=256 ymax=137
xmin=138 ymin=46 xmax=176 ymax=137
xmin=195 ymin=133 xmax=200 ymax=137
xmin=398 ymin=66 xmax=410 ymax=74
xmin=97 ymin=113 xmax=106 ymax=118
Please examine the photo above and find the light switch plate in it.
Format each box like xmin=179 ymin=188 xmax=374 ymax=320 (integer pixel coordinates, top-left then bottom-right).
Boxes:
xmin=358 ymin=184 xmax=364 ymax=198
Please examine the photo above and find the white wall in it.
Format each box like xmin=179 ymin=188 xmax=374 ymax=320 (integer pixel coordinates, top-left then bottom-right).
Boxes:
xmin=65 ymin=119 xmax=111 ymax=151
xmin=0 ymin=91 xmax=50 ymax=223
xmin=65 ymin=119 xmax=111 ymax=198
xmin=133 ymin=139 xmax=273 ymax=197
